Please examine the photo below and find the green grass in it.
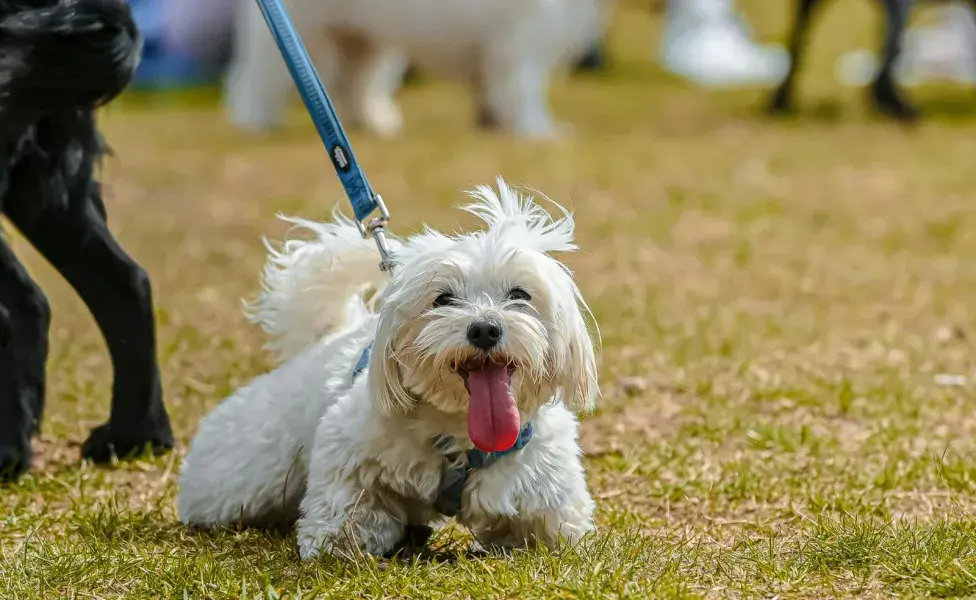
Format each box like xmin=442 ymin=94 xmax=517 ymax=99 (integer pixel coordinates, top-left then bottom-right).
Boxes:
xmin=4 ymin=1 xmax=976 ymax=597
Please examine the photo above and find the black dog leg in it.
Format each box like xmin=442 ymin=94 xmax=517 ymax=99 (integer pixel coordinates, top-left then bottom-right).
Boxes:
xmin=0 ymin=236 xmax=50 ymax=481
xmin=769 ymin=0 xmax=821 ymax=115
xmin=872 ymin=0 xmax=918 ymax=120
xmin=5 ymin=184 xmax=173 ymax=465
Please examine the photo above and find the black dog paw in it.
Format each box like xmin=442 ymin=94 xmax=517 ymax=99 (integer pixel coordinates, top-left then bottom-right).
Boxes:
xmin=0 ymin=439 xmax=31 ymax=483
xmin=872 ymin=79 xmax=920 ymax=122
xmin=384 ymin=524 xmax=435 ymax=559
xmin=81 ymin=421 xmax=174 ymax=464
xmin=875 ymin=97 xmax=920 ymax=122
xmin=768 ymin=87 xmax=795 ymax=116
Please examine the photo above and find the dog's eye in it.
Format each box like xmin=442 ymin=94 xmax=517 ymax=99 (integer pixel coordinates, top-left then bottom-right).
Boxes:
xmin=433 ymin=292 xmax=456 ymax=308
xmin=508 ymin=287 xmax=531 ymax=302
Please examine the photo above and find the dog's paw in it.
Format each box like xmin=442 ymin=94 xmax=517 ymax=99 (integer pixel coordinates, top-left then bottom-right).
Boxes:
xmin=297 ymin=527 xmax=329 ymax=561
xmin=0 ymin=438 xmax=31 ymax=483
xmin=298 ymin=512 xmax=405 ymax=560
xmin=297 ymin=525 xmax=364 ymax=561
xmin=873 ymin=94 xmax=920 ymax=123
xmin=512 ymin=121 xmax=565 ymax=141
xmin=81 ymin=421 xmax=174 ymax=464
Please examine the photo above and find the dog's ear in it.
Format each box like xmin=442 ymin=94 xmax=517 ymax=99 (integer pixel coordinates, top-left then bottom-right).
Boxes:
xmin=549 ymin=275 xmax=600 ymax=414
xmin=368 ymin=306 xmax=414 ymax=414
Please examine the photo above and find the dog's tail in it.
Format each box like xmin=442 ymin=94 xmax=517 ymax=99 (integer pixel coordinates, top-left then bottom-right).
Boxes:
xmin=0 ymin=0 xmax=141 ymax=129
xmin=245 ymin=215 xmax=400 ymax=362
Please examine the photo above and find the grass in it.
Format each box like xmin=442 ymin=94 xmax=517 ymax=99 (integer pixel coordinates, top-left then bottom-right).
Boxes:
xmin=3 ymin=1 xmax=976 ymax=597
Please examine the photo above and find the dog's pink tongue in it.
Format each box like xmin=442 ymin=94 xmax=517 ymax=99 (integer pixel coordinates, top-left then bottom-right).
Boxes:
xmin=465 ymin=365 xmax=520 ymax=453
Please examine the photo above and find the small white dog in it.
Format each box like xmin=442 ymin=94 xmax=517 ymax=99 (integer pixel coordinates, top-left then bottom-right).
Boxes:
xmin=177 ymin=179 xmax=600 ymax=559
xmin=225 ymin=0 xmax=606 ymax=138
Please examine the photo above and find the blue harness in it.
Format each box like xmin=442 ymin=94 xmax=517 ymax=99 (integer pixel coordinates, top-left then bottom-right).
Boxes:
xmin=352 ymin=344 xmax=534 ymax=517
xmin=431 ymin=422 xmax=534 ymax=517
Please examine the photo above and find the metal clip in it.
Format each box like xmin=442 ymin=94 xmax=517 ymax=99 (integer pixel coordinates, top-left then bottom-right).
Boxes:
xmin=357 ymin=194 xmax=395 ymax=272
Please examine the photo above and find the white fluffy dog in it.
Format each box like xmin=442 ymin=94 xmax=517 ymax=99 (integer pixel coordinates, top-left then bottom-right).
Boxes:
xmin=178 ymin=179 xmax=600 ymax=559
xmin=225 ymin=0 xmax=605 ymax=138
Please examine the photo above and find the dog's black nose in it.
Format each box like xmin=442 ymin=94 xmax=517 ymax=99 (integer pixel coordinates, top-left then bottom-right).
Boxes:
xmin=467 ymin=320 xmax=502 ymax=351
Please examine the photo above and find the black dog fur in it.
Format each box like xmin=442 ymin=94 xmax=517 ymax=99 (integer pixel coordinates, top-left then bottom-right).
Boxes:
xmin=0 ymin=0 xmax=173 ymax=481
xmin=770 ymin=0 xmax=976 ymax=121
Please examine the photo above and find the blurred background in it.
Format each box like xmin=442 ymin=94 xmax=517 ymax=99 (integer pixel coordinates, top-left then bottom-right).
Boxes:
xmin=129 ymin=0 xmax=976 ymax=110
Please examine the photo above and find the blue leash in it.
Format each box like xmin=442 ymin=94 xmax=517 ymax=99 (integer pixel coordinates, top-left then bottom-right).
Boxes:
xmin=252 ymin=0 xmax=394 ymax=271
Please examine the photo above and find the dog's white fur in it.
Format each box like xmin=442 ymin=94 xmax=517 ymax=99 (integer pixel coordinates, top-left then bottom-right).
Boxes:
xmin=178 ymin=179 xmax=600 ymax=559
xmin=225 ymin=0 xmax=605 ymax=138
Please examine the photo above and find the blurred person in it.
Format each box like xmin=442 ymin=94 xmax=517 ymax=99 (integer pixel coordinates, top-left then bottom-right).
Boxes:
xmin=661 ymin=0 xmax=788 ymax=85
xmin=576 ymin=0 xmax=788 ymax=87
xmin=838 ymin=2 xmax=976 ymax=87
xmin=163 ymin=0 xmax=238 ymax=76
xmin=129 ymin=0 xmax=236 ymax=89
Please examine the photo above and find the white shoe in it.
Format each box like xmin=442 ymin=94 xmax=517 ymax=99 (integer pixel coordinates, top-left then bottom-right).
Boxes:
xmin=837 ymin=3 xmax=976 ymax=87
xmin=661 ymin=0 xmax=789 ymax=87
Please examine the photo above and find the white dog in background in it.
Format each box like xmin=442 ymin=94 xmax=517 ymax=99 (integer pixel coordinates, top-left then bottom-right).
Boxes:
xmin=225 ymin=0 xmax=606 ymax=138
xmin=178 ymin=179 xmax=600 ymax=559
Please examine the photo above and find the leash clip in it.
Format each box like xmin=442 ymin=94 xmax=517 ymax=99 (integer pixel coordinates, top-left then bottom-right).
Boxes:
xmin=357 ymin=194 xmax=394 ymax=272
xmin=253 ymin=0 xmax=393 ymax=273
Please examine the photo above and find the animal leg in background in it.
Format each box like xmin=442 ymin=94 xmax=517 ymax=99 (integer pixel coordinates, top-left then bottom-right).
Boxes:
xmin=770 ymin=0 xmax=922 ymax=120
xmin=768 ymin=0 xmax=820 ymax=115
xmin=871 ymin=0 xmax=918 ymax=120
xmin=0 ymin=236 xmax=50 ymax=481
xmin=329 ymin=32 xmax=406 ymax=138
xmin=2 ymin=147 xmax=173 ymax=464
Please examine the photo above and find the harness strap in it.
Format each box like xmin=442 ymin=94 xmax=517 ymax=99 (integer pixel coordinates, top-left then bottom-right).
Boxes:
xmin=351 ymin=342 xmax=372 ymax=380
xmin=431 ymin=423 xmax=535 ymax=517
